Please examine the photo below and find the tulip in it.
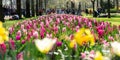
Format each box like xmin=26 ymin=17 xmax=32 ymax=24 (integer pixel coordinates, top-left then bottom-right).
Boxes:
xmin=20 ymin=25 xmax=24 ymax=29
xmin=62 ymin=27 xmax=66 ymax=32
xmin=94 ymin=51 xmax=103 ymax=60
xmin=17 ymin=30 xmax=22 ymax=36
xmin=111 ymin=41 xmax=120 ymax=56
xmin=0 ymin=43 xmax=6 ymax=54
xmin=9 ymin=27 xmax=14 ymax=34
xmin=9 ymin=38 xmax=15 ymax=50
xmin=81 ymin=53 xmax=86 ymax=59
xmin=16 ymin=35 xmax=21 ymax=40
xmin=21 ymin=40 xmax=26 ymax=44
xmin=17 ymin=52 xmax=23 ymax=60
xmin=34 ymin=38 xmax=56 ymax=54
xmin=33 ymin=31 xmax=38 ymax=39
xmin=98 ymin=29 xmax=104 ymax=38
xmin=108 ymin=36 xmax=114 ymax=41
xmin=56 ymin=41 xmax=62 ymax=47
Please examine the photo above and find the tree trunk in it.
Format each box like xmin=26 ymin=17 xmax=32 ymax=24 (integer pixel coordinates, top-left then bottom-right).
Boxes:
xmin=26 ymin=0 xmax=30 ymax=17
xmin=100 ymin=0 xmax=103 ymax=8
xmin=0 ymin=0 xmax=4 ymax=22
xmin=31 ymin=0 xmax=35 ymax=17
xmin=97 ymin=0 xmax=99 ymax=8
xmin=44 ymin=0 xmax=47 ymax=13
xmin=17 ymin=0 xmax=22 ymax=19
xmin=116 ymin=0 xmax=119 ymax=12
xmin=108 ymin=0 xmax=111 ymax=18
xmin=36 ymin=0 xmax=39 ymax=16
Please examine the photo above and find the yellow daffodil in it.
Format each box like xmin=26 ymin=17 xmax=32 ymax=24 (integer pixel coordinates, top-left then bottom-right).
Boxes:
xmin=0 ymin=21 xmax=9 ymax=44
xmin=94 ymin=51 xmax=103 ymax=60
xmin=73 ymin=28 xmax=95 ymax=46
xmin=70 ymin=40 xmax=76 ymax=48
xmin=34 ymin=38 xmax=56 ymax=54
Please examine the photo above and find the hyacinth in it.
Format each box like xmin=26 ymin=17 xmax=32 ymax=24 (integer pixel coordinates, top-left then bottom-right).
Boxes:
xmin=72 ymin=28 xmax=95 ymax=46
xmin=0 ymin=22 xmax=9 ymax=44
xmin=34 ymin=38 xmax=56 ymax=54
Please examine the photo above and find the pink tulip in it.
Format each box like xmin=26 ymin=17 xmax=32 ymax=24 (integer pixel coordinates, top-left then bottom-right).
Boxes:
xmin=98 ymin=29 xmax=104 ymax=37
xmin=16 ymin=35 xmax=21 ymax=40
xmin=21 ymin=40 xmax=26 ymax=44
xmin=33 ymin=31 xmax=39 ymax=39
xmin=81 ymin=53 xmax=86 ymax=59
xmin=17 ymin=30 xmax=22 ymax=36
xmin=9 ymin=27 xmax=14 ymax=34
xmin=46 ymin=33 xmax=52 ymax=38
xmin=102 ymin=40 xmax=109 ymax=47
xmin=40 ymin=30 xmax=44 ymax=39
xmin=9 ymin=38 xmax=15 ymax=50
xmin=20 ymin=25 xmax=24 ymax=29
xmin=26 ymin=25 xmax=30 ymax=30
xmin=0 ymin=43 xmax=6 ymax=54
xmin=62 ymin=27 xmax=66 ymax=32
xmin=108 ymin=36 xmax=114 ymax=41
xmin=17 ymin=52 xmax=23 ymax=60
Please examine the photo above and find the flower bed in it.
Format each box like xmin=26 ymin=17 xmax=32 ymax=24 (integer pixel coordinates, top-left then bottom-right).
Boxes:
xmin=1 ymin=14 xmax=120 ymax=60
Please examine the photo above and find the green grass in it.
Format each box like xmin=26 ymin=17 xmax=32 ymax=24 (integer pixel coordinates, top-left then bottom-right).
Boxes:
xmin=3 ymin=17 xmax=38 ymax=29
xmin=83 ymin=14 xmax=120 ymax=25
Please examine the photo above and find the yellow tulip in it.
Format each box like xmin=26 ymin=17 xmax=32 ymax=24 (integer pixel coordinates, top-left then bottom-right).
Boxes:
xmin=73 ymin=28 xmax=95 ymax=46
xmin=94 ymin=51 xmax=103 ymax=60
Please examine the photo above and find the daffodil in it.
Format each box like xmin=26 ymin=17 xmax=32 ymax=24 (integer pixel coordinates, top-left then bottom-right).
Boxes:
xmin=70 ymin=40 xmax=76 ymax=48
xmin=94 ymin=51 xmax=103 ymax=60
xmin=0 ymin=22 xmax=9 ymax=44
xmin=73 ymin=28 xmax=95 ymax=46
xmin=34 ymin=38 xmax=56 ymax=54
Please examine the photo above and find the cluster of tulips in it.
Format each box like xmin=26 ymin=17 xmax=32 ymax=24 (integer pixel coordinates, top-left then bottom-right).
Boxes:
xmin=1 ymin=14 xmax=120 ymax=60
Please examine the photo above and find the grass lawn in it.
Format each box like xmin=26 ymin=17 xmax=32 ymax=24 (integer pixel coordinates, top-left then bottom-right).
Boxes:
xmin=3 ymin=17 xmax=38 ymax=29
xmin=83 ymin=14 xmax=120 ymax=26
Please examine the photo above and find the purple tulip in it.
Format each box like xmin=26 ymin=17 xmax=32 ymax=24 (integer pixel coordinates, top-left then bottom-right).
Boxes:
xmin=98 ymin=29 xmax=104 ymax=38
xmin=21 ymin=40 xmax=26 ymax=44
xmin=0 ymin=43 xmax=6 ymax=54
xmin=16 ymin=35 xmax=21 ymax=40
xmin=56 ymin=41 xmax=62 ymax=47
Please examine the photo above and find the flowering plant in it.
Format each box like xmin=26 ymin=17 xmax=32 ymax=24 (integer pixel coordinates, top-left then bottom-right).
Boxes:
xmin=1 ymin=14 xmax=120 ymax=60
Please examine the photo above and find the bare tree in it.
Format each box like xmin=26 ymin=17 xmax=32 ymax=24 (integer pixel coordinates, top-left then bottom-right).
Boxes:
xmin=17 ymin=0 xmax=22 ymax=19
xmin=108 ymin=0 xmax=111 ymax=18
xmin=31 ymin=0 xmax=35 ymax=16
xmin=0 ymin=0 xmax=4 ymax=22
xmin=26 ymin=0 xmax=30 ymax=17
xmin=36 ymin=0 xmax=39 ymax=16
xmin=116 ymin=0 xmax=119 ymax=12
